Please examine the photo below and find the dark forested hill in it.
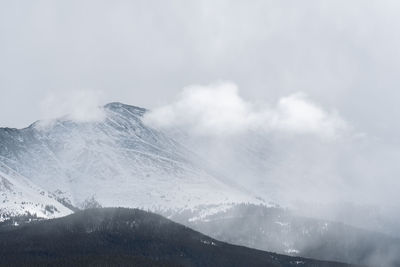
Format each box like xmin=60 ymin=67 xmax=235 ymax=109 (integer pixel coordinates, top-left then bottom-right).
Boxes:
xmin=0 ymin=208 xmax=355 ymax=267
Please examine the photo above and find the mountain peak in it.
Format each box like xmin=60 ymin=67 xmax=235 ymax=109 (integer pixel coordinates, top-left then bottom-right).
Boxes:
xmin=104 ymin=102 xmax=147 ymax=116
xmin=0 ymin=101 xmax=259 ymax=220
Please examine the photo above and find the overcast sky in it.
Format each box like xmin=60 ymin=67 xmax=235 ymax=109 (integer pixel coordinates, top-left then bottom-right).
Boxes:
xmin=1 ymin=0 xmax=400 ymax=146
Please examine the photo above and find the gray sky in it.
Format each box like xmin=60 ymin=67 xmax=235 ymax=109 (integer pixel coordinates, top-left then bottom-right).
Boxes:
xmin=1 ymin=0 xmax=400 ymax=145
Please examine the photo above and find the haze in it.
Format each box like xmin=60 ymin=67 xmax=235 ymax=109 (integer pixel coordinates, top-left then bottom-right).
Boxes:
xmin=1 ymin=0 xmax=400 ymax=235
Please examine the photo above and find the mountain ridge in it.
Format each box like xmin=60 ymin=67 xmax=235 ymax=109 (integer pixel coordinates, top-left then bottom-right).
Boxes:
xmin=0 ymin=207 xmax=356 ymax=267
xmin=0 ymin=102 xmax=262 ymax=221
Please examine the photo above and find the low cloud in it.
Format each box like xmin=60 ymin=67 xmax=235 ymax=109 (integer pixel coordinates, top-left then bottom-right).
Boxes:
xmin=144 ymin=82 xmax=348 ymax=139
xmin=39 ymin=90 xmax=106 ymax=124
xmin=144 ymin=82 xmax=400 ymax=237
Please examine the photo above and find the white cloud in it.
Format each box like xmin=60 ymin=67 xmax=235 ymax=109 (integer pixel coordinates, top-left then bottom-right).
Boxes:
xmin=39 ymin=90 xmax=106 ymax=124
xmin=144 ymin=82 xmax=348 ymax=138
xmin=268 ymin=93 xmax=348 ymax=138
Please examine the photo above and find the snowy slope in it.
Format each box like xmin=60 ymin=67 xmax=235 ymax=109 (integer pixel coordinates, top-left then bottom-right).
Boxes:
xmin=0 ymin=163 xmax=72 ymax=221
xmin=0 ymin=102 xmax=261 ymax=219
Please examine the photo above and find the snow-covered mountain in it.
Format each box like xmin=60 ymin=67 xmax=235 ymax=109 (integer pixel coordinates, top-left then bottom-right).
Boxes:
xmin=0 ymin=102 xmax=260 ymax=220
xmin=2 ymin=102 xmax=400 ymax=266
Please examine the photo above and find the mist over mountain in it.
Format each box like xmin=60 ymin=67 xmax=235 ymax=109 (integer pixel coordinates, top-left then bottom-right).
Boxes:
xmin=0 ymin=102 xmax=260 ymax=220
xmin=1 ymin=101 xmax=399 ymax=266
xmin=169 ymin=204 xmax=400 ymax=267
xmin=2 ymin=1 xmax=400 ymax=266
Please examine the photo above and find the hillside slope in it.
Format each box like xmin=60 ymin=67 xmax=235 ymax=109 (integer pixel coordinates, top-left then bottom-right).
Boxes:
xmin=169 ymin=204 xmax=400 ymax=267
xmin=0 ymin=207 xmax=355 ymax=267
